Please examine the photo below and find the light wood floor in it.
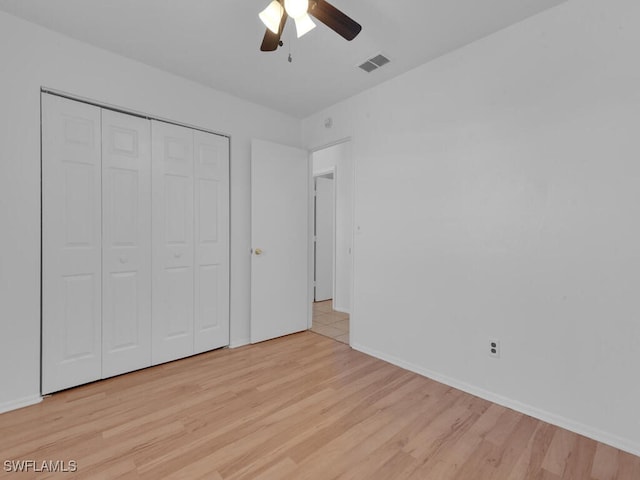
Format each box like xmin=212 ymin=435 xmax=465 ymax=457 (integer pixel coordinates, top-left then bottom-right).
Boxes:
xmin=311 ymin=300 xmax=349 ymax=344
xmin=1 ymin=332 xmax=638 ymax=479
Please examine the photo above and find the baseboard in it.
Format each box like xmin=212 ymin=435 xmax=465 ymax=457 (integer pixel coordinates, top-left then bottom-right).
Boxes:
xmin=229 ymin=337 xmax=251 ymax=348
xmin=0 ymin=395 xmax=42 ymax=415
xmin=351 ymin=342 xmax=640 ymax=457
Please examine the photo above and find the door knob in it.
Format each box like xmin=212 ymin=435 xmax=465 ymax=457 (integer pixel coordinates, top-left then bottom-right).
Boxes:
xmin=119 ymin=256 xmax=128 ymax=264
xmin=174 ymin=252 xmax=182 ymax=258
xmin=254 ymin=248 xmax=263 ymax=255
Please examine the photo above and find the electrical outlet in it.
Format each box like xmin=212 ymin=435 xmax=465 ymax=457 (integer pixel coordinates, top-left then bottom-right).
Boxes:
xmin=489 ymin=339 xmax=501 ymax=358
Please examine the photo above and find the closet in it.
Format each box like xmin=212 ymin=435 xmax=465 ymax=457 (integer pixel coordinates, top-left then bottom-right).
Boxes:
xmin=41 ymin=93 xmax=229 ymax=394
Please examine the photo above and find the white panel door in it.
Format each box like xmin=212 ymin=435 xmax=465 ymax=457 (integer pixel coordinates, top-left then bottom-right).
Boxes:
xmin=151 ymin=121 xmax=195 ymax=364
xmin=251 ymin=139 xmax=309 ymax=344
xmin=193 ymin=131 xmax=230 ymax=353
xmin=314 ymin=176 xmax=334 ymax=302
xmin=42 ymin=94 xmax=102 ymax=394
xmin=101 ymin=110 xmax=152 ymax=378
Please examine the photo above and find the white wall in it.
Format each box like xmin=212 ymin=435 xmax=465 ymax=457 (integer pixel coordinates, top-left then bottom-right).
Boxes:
xmin=0 ymin=11 xmax=301 ymax=412
xmin=313 ymin=142 xmax=353 ymax=313
xmin=303 ymin=0 xmax=640 ymax=455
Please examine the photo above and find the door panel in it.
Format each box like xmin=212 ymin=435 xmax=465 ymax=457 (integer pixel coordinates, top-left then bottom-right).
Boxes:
xmin=165 ymin=266 xmax=193 ymax=335
xmin=109 ymin=272 xmax=138 ymax=347
xmin=194 ymin=131 xmax=230 ymax=353
xmin=63 ymin=163 xmax=95 ymax=244
xmin=62 ymin=274 xmax=98 ymax=358
xmin=42 ymin=94 xmax=102 ymax=394
xmin=165 ymin=174 xmax=190 ymax=243
xmin=314 ymin=176 xmax=334 ymax=302
xmin=101 ymin=110 xmax=152 ymax=378
xmin=152 ymin=121 xmax=195 ymax=364
xmin=251 ymin=139 xmax=309 ymax=344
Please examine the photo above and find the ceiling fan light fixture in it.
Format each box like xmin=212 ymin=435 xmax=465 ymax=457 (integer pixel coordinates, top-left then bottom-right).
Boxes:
xmin=259 ymin=0 xmax=361 ymax=52
xmin=294 ymin=13 xmax=316 ymax=38
xmin=259 ymin=0 xmax=284 ymax=34
xmin=284 ymin=0 xmax=309 ymax=19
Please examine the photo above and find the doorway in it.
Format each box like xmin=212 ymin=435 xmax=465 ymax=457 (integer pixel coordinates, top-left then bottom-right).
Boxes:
xmin=309 ymin=141 xmax=352 ymax=344
xmin=311 ymin=299 xmax=349 ymax=343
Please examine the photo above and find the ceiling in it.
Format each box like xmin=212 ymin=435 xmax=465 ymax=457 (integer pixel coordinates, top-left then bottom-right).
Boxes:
xmin=0 ymin=0 xmax=566 ymax=118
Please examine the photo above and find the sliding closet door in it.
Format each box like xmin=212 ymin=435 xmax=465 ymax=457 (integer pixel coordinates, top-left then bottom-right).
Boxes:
xmin=151 ymin=121 xmax=195 ymax=365
xmin=194 ymin=131 xmax=230 ymax=353
xmin=43 ymin=96 xmax=230 ymax=391
xmin=101 ymin=110 xmax=152 ymax=378
xmin=42 ymin=94 xmax=102 ymax=394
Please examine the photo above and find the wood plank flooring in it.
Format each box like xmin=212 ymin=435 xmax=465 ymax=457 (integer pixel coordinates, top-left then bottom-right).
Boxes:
xmin=0 ymin=331 xmax=638 ymax=479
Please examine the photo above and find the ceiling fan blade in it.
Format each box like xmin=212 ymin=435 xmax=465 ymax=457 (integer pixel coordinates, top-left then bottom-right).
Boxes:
xmin=260 ymin=9 xmax=288 ymax=51
xmin=309 ymin=0 xmax=361 ymax=41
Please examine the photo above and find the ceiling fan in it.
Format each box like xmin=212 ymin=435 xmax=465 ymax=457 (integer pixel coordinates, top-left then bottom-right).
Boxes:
xmin=258 ymin=0 xmax=362 ymax=52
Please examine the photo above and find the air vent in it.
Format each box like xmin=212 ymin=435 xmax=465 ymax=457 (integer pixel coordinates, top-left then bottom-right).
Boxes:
xmin=358 ymin=53 xmax=391 ymax=73
xmin=358 ymin=61 xmax=378 ymax=73
xmin=370 ymin=54 xmax=390 ymax=67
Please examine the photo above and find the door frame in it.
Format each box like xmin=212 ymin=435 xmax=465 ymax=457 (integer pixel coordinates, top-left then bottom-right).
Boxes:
xmin=308 ymin=138 xmax=354 ymax=331
xmin=306 ymin=152 xmax=315 ymax=331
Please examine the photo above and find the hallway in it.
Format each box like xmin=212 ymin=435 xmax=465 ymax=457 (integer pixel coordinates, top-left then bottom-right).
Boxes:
xmin=311 ymin=300 xmax=349 ymax=344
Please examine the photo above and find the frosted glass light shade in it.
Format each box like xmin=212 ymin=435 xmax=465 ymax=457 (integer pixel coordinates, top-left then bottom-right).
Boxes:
xmin=259 ymin=0 xmax=284 ymax=34
xmin=284 ymin=0 xmax=308 ymax=19
xmin=294 ymin=13 xmax=316 ymax=38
